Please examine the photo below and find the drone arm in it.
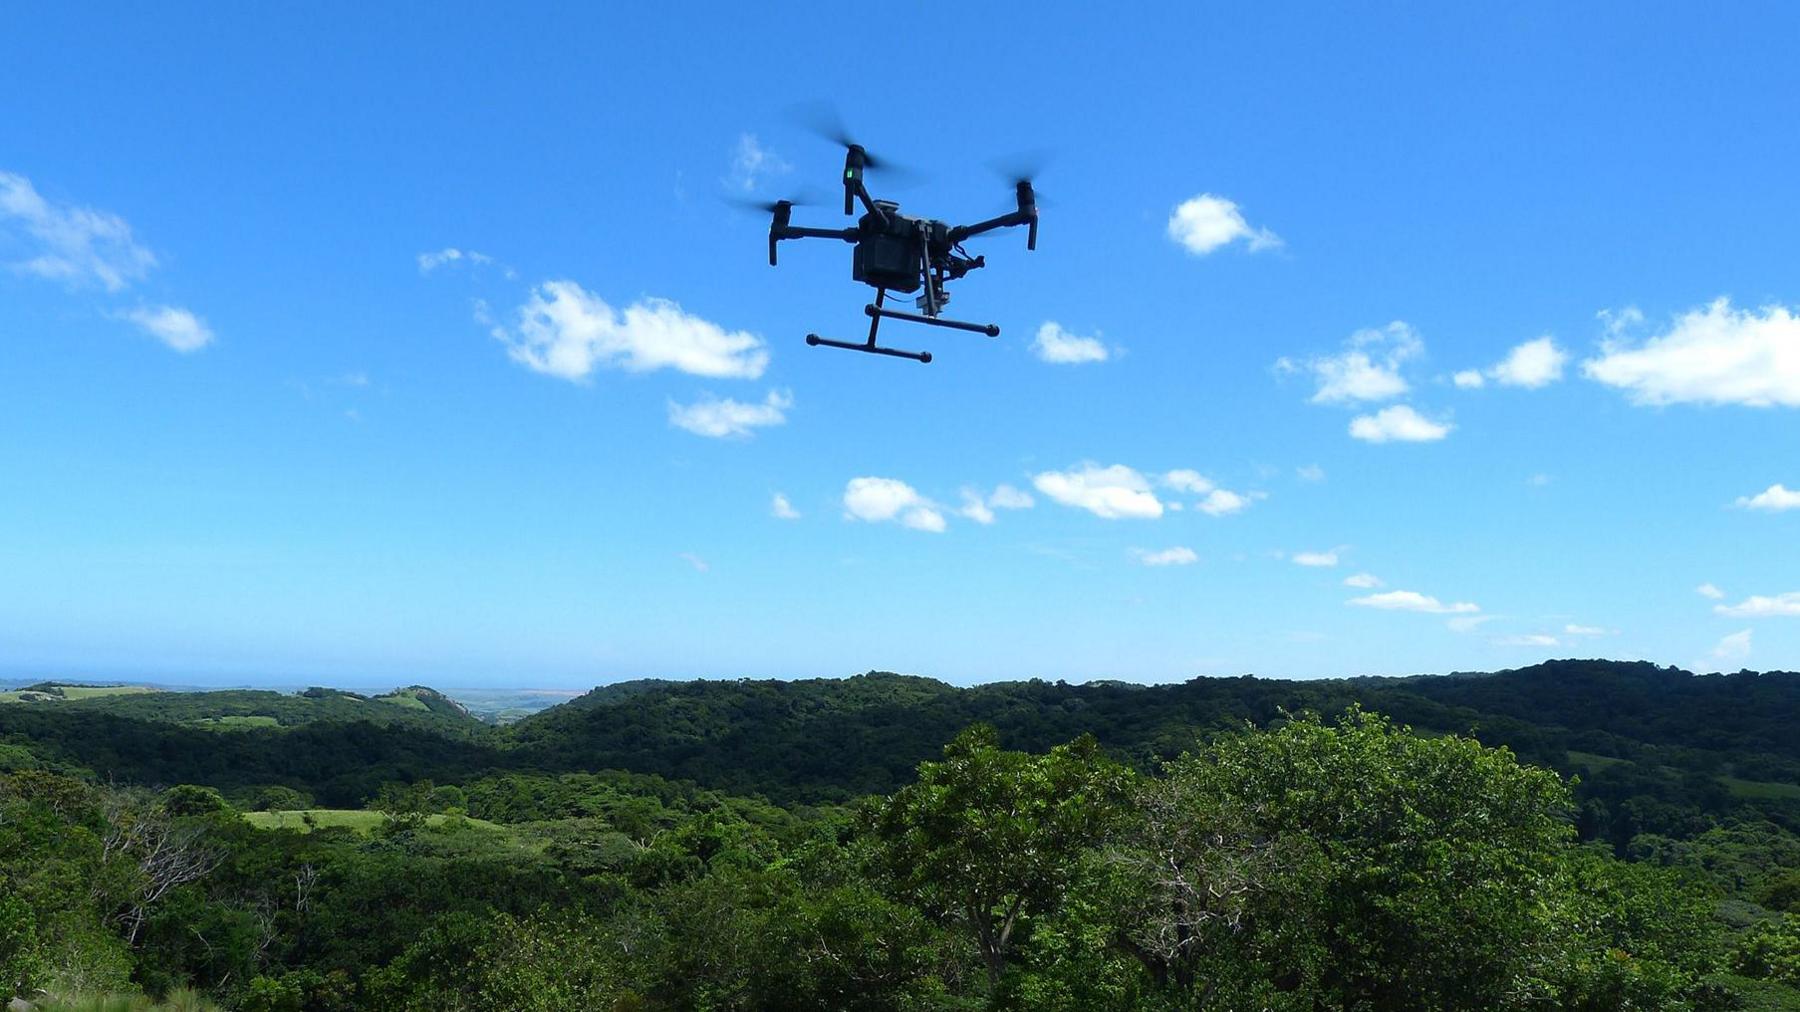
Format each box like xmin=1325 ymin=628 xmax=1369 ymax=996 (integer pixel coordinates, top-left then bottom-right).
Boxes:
xmin=769 ymin=224 xmax=858 ymax=266
xmin=947 ymin=209 xmax=1031 ymax=244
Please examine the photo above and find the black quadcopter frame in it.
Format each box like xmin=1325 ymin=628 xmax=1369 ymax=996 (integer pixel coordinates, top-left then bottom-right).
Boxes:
xmin=768 ymin=145 xmax=1037 ymax=364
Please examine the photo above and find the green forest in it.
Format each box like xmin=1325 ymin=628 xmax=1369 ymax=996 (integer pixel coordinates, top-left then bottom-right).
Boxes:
xmin=4 ymin=659 xmax=1800 ymax=1010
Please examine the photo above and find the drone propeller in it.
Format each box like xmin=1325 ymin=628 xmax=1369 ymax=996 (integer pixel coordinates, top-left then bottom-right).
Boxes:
xmin=722 ymin=195 xmax=815 ymax=215
xmin=789 ymin=102 xmax=921 ymax=212
xmin=790 ymin=102 xmax=913 ymax=173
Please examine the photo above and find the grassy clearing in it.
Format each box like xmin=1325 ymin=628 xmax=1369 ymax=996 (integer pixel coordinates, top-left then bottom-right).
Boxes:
xmin=374 ymin=692 xmax=431 ymax=711
xmin=191 ymin=714 xmax=281 ymax=729
xmin=1 ymin=683 xmax=158 ymax=703
xmin=56 ymin=684 xmax=157 ymax=699
xmin=1720 ymin=776 xmax=1800 ymax=801
xmin=1565 ymin=750 xmax=1625 ymax=771
xmin=245 ymin=808 xmax=508 ymax=834
xmin=38 ymin=990 xmax=217 ymax=1011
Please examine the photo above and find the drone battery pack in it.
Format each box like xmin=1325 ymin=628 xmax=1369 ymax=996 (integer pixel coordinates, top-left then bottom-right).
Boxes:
xmin=853 ymin=228 xmax=922 ymax=292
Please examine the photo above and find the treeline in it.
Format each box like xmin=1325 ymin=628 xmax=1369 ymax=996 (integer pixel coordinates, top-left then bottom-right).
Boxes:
xmin=8 ymin=711 xmax=1800 ymax=1009
xmin=5 ymin=660 xmax=1798 ymax=845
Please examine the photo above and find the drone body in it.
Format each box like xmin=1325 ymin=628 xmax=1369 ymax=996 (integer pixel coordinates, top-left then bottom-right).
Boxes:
xmin=762 ymin=142 xmax=1039 ymax=364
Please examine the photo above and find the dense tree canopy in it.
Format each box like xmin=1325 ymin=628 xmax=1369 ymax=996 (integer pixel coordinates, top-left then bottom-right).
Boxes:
xmin=3 ymin=660 xmax=1798 ymax=1009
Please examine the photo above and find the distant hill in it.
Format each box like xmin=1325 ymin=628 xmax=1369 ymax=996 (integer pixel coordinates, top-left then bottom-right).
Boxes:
xmin=2 ymin=660 xmax=1795 ymax=846
xmin=5 ymin=682 xmax=486 ymax=736
xmin=0 ymin=681 xmax=158 ymax=703
xmin=506 ymin=661 xmax=1800 ymax=847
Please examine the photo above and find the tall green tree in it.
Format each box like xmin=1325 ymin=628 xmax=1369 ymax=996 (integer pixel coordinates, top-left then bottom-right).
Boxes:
xmin=872 ymin=726 xmax=1133 ymax=986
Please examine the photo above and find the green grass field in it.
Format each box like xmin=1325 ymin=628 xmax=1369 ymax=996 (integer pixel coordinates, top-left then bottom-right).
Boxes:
xmin=191 ymin=714 xmax=281 ymax=728
xmin=1564 ymin=750 xmax=1626 ymax=771
xmin=0 ymin=683 xmax=157 ymax=703
xmin=1720 ymin=776 xmax=1800 ymax=801
xmin=374 ymin=692 xmax=431 ymax=711
xmin=245 ymin=808 xmax=508 ymax=834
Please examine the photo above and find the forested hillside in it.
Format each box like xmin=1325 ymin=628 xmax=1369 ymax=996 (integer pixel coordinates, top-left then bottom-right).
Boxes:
xmin=3 ymin=660 xmax=1799 ymax=1009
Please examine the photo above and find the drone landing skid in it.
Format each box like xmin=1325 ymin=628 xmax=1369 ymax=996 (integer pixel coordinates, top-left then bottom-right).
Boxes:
xmin=805 ymin=290 xmax=999 ymax=365
xmin=806 ymin=333 xmax=933 ymax=364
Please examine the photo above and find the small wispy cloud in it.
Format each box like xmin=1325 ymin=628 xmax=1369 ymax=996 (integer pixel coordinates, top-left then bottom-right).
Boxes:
xmin=1348 ymin=405 xmax=1452 ymax=443
xmin=1167 ymin=194 xmax=1280 ymax=255
xmin=678 ymin=552 xmax=710 ymax=573
xmin=494 ymin=281 xmax=767 ymax=381
xmin=1281 ymin=322 xmax=1422 ymax=406
xmin=1134 ymin=546 xmax=1199 ymax=567
xmin=0 ymin=171 xmax=156 ymax=291
xmin=1291 ymin=549 xmax=1341 ymax=568
xmin=1714 ymin=592 xmax=1800 ymax=618
xmin=1697 ymin=582 xmax=1725 ymax=600
xmin=843 ymin=477 xmax=946 ymax=533
xmin=1031 ymin=321 xmax=1110 ymax=364
xmin=727 ymin=134 xmax=791 ymax=192
xmin=667 ymin=389 xmax=792 ymax=439
xmin=1735 ymin=483 xmax=1800 ymax=512
xmin=1494 ymin=633 xmax=1559 ymax=647
xmin=1034 ymin=463 xmax=1163 ymax=520
xmin=1457 ymin=337 xmax=1568 ymax=390
xmin=1198 ymin=488 xmax=1264 ymax=517
xmin=119 ymin=305 xmax=214 ymax=353
xmin=1349 ymin=589 xmax=1480 ymax=615
xmin=1711 ymin=628 xmax=1752 ymax=663
xmin=1343 ymin=572 xmax=1383 ymax=589
xmin=771 ymin=493 xmax=801 ymax=520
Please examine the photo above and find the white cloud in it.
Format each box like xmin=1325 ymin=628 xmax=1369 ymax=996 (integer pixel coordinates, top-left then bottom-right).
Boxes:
xmin=842 ymin=477 xmax=946 ymax=532
xmin=1161 ymin=469 xmax=1215 ymax=495
xmin=771 ymin=493 xmax=801 ymax=520
xmin=1166 ymin=194 xmax=1280 ymax=255
xmin=958 ymin=483 xmax=1036 ymax=524
xmin=1447 ymin=615 xmax=1496 ymax=633
xmin=1495 ymin=634 xmax=1560 ymax=647
xmin=1712 ymin=628 xmax=1753 ymax=663
xmin=0 ymin=171 xmax=156 ymax=291
xmin=417 ymin=247 xmax=497 ymax=274
xmin=1714 ymin=592 xmax=1800 ymax=618
xmin=1564 ymin=624 xmax=1610 ymax=636
xmin=1697 ymin=582 xmax=1725 ymax=600
xmin=1343 ymin=572 xmax=1383 ymax=589
xmin=1031 ymin=322 xmax=1110 ymax=364
xmin=988 ymin=484 xmax=1035 ymax=510
xmin=1033 ymin=463 xmax=1163 ymax=520
xmin=1736 ymin=483 xmax=1800 ymax=512
xmin=120 ymin=305 xmax=214 ymax=353
xmin=1583 ymin=298 xmax=1800 ymax=407
xmin=1484 ymin=337 xmax=1568 ymax=389
xmin=1134 ymin=546 xmax=1199 ymax=567
xmin=1297 ymin=322 xmax=1423 ymax=405
xmin=1348 ymin=405 xmax=1452 ymax=443
xmin=496 ymin=281 xmax=767 ymax=381
xmin=1296 ymin=464 xmax=1326 ymax=483
xmin=667 ymin=389 xmax=791 ymax=439
xmin=1598 ymin=306 xmax=1644 ymax=338
xmin=677 ymin=552 xmax=710 ymax=573
xmin=1452 ymin=369 xmax=1485 ymax=389
xmin=958 ymin=489 xmax=996 ymax=525
xmin=1197 ymin=488 xmax=1262 ymax=517
xmin=1292 ymin=549 xmax=1340 ymax=567
xmin=1348 ymin=590 xmax=1480 ymax=615
xmin=727 ymin=133 xmax=789 ymax=192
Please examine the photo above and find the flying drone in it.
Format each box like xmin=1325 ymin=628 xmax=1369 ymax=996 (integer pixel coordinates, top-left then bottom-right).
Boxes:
xmin=745 ymin=129 xmax=1040 ymax=364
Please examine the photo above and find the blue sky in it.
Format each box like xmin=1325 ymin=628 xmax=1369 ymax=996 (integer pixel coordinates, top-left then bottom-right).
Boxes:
xmin=3 ymin=3 xmax=1798 ymax=688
